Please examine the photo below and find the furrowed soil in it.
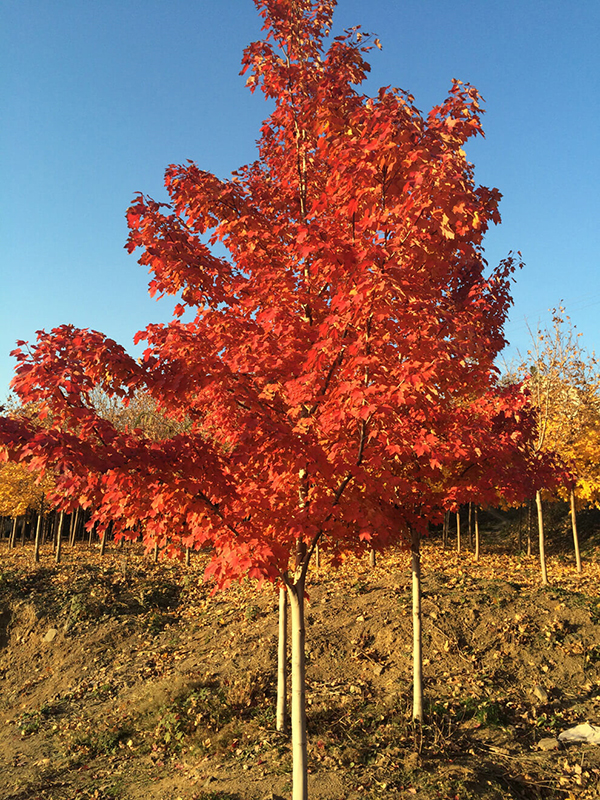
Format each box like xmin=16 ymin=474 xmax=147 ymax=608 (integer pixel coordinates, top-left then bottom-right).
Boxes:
xmin=2 ymin=509 xmax=600 ymax=800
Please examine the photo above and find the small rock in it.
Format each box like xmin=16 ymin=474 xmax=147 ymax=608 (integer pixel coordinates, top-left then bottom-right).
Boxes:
xmin=356 ymin=615 xmax=365 ymax=622
xmin=203 ymin=776 xmax=217 ymax=789
xmin=372 ymin=663 xmax=384 ymax=676
xmin=532 ymin=685 xmax=548 ymax=703
xmin=559 ymin=723 xmax=600 ymax=745
xmin=42 ymin=628 xmax=58 ymax=643
xmin=538 ymin=737 xmax=559 ymax=751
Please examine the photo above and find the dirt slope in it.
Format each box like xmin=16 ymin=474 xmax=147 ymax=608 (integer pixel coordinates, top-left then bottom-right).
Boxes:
xmin=2 ymin=529 xmax=600 ymax=800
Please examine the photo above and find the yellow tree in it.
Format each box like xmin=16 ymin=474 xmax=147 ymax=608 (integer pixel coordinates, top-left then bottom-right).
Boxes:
xmin=520 ymin=307 xmax=600 ymax=576
xmin=0 ymin=458 xmax=55 ymax=552
xmin=0 ymin=460 xmax=53 ymax=518
xmin=0 ymin=398 xmax=59 ymax=554
xmin=550 ymin=378 xmax=600 ymax=572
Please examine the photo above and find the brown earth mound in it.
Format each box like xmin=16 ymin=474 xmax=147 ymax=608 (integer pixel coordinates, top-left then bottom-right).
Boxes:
xmin=1 ymin=530 xmax=600 ymax=799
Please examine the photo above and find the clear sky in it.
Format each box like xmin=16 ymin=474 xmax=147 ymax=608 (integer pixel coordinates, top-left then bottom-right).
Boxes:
xmin=2 ymin=0 xmax=599 ymax=400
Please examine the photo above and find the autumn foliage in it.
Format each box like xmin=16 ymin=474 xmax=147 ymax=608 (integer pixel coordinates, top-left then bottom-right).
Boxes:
xmin=520 ymin=310 xmax=600 ymax=507
xmin=0 ymin=4 xmax=571 ymax=797
xmin=0 ymin=460 xmax=53 ymax=518
xmin=1 ymin=1 xmax=528 ymax=577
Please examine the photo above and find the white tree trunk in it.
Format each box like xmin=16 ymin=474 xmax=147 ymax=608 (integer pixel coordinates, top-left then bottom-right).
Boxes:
xmin=456 ymin=511 xmax=461 ymax=554
xmin=276 ymin=586 xmax=288 ymax=733
xmin=33 ymin=513 xmax=42 ymax=563
xmin=468 ymin=502 xmax=473 ymax=549
xmin=474 ymin=505 xmax=480 ymax=562
xmin=536 ymin=490 xmax=548 ymax=586
xmin=55 ymin=511 xmax=65 ymax=564
xmin=411 ymin=527 xmax=423 ymax=721
xmin=9 ymin=516 xmax=18 ymax=549
xmin=569 ymin=487 xmax=582 ymax=573
xmin=287 ymin=576 xmax=308 ymax=800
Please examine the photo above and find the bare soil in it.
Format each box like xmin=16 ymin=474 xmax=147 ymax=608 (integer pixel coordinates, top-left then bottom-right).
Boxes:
xmin=2 ymin=509 xmax=600 ymax=800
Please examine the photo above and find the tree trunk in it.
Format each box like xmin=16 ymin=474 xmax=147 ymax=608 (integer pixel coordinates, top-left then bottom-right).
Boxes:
xmin=100 ymin=529 xmax=107 ymax=557
xmin=41 ymin=513 xmax=48 ymax=546
xmin=33 ymin=513 xmax=43 ymax=563
xmin=55 ymin=512 xmax=65 ymax=564
xmin=474 ymin=505 xmax=480 ymax=562
xmin=527 ymin=499 xmax=532 ymax=556
xmin=69 ymin=508 xmax=79 ymax=547
xmin=442 ymin=510 xmax=449 ymax=549
xmin=276 ymin=586 xmax=288 ymax=733
xmin=51 ymin=513 xmax=59 ymax=550
xmin=569 ymin=487 xmax=582 ymax=574
xmin=456 ymin=511 xmax=461 ymax=554
xmin=9 ymin=517 xmax=18 ymax=549
xmin=535 ymin=490 xmax=548 ymax=586
xmin=21 ymin=512 xmax=28 ymax=546
xmin=153 ymin=541 xmax=159 ymax=563
xmin=468 ymin=502 xmax=473 ymax=550
xmin=369 ymin=547 xmax=376 ymax=567
xmin=185 ymin=546 xmax=191 ymax=566
xmin=287 ymin=575 xmax=308 ymax=800
xmin=411 ymin=526 xmax=423 ymax=721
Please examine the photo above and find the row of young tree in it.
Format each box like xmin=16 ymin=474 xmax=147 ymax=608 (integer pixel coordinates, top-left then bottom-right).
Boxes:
xmin=0 ymin=3 xmax=597 ymax=798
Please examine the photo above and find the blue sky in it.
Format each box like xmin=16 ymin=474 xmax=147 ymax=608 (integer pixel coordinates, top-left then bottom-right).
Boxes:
xmin=2 ymin=0 xmax=599 ymax=399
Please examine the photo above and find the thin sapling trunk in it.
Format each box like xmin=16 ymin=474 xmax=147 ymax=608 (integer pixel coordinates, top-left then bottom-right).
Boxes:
xmin=535 ymin=490 xmax=549 ymax=586
xmin=468 ymin=502 xmax=473 ymax=550
xmin=9 ymin=517 xmax=18 ymax=549
xmin=286 ymin=573 xmax=308 ymax=800
xmin=569 ymin=486 xmax=582 ymax=573
xmin=442 ymin=510 xmax=449 ymax=549
xmin=277 ymin=585 xmax=288 ymax=733
xmin=55 ymin=511 xmax=65 ymax=564
xmin=33 ymin=513 xmax=42 ymax=563
xmin=69 ymin=508 xmax=79 ymax=547
xmin=411 ymin=526 xmax=423 ymax=722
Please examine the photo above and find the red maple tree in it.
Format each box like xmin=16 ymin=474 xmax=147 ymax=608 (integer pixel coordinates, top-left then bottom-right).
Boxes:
xmin=1 ymin=2 xmax=529 ymax=796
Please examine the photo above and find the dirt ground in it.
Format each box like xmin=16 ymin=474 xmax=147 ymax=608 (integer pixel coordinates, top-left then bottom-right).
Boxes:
xmin=2 ymin=509 xmax=600 ymax=800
